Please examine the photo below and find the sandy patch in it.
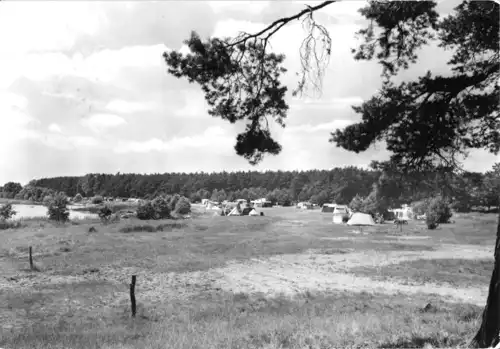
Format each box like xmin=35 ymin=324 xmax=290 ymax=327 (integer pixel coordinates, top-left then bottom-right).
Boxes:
xmin=386 ymin=235 xmax=431 ymax=240
xmin=211 ymin=244 xmax=494 ymax=306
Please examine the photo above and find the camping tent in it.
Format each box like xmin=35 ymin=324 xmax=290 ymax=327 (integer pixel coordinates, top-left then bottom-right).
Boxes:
xmin=228 ymin=208 xmax=241 ymax=216
xmin=241 ymin=207 xmax=253 ymax=216
xmin=347 ymin=212 xmax=376 ymax=233
xmin=321 ymin=204 xmax=336 ymax=213
xmin=248 ymin=209 xmax=259 ymax=216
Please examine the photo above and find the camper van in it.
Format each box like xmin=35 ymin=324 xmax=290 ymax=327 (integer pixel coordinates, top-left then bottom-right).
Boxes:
xmin=332 ymin=205 xmax=350 ymax=224
xmin=389 ymin=204 xmax=413 ymax=223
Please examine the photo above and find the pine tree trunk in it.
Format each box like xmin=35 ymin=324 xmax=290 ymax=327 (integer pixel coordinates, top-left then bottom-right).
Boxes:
xmin=471 ymin=210 xmax=500 ymax=348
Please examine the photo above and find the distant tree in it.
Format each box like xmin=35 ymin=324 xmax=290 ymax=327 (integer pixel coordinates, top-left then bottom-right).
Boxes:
xmin=211 ymin=189 xmax=227 ymax=203
xmin=168 ymin=194 xmax=181 ymax=211
xmin=426 ymin=196 xmax=453 ymax=224
xmin=175 ymin=197 xmax=191 ymax=215
xmin=189 ymin=192 xmax=202 ymax=203
xmin=481 ymin=165 xmax=500 ymax=211
xmin=152 ymin=196 xmax=171 ymax=219
xmin=74 ymin=193 xmax=83 ymax=203
xmin=412 ymin=199 xmax=430 ymax=217
xmin=2 ymin=182 xmax=23 ymax=199
xmin=92 ymin=195 xmax=104 ymax=204
xmin=0 ymin=203 xmax=16 ymax=221
xmin=136 ymin=201 xmax=156 ymax=220
xmin=349 ymin=195 xmax=364 ymax=213
xmin=42 ymin=195 xmax=54 ymax=207
xmin=98 ymin=205 xmax=113 ymax=223
xmin=47 ymin=193 xmax=70 ymax=223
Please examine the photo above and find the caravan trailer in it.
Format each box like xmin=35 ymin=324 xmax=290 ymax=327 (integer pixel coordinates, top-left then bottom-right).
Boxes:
xmin=389 ymin=204 xmax=413 ymax=223
xmin=332 ymin=205 xmax=350 ymax=224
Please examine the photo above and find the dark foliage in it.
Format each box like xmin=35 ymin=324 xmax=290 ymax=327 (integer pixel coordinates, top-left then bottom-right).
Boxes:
xmin=46 ymin=193 xmax=70 ymax=223
xmin=0 ymin=203 xmax=17 ymax=221
xmin=98 ymin=205 xmax=113 ymax=223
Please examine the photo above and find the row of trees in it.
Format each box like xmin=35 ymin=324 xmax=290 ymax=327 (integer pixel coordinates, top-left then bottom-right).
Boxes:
xmin=4 ymin=163 xmax=497 ymax=211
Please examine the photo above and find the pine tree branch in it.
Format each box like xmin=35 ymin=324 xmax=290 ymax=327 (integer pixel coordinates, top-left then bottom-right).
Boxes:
xmin=227 ymin=1 xmax=337 ymax=48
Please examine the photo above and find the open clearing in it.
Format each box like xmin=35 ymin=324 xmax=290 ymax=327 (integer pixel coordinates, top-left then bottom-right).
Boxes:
xmin=0 ymin=206 xmax=497 ymax=349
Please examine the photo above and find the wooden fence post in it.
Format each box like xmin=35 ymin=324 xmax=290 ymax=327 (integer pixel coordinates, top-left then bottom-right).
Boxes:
xmin=29 ymin=246 xmax=33 ymax=270
xmin=130 ymin=275 xmax=137 ymax=317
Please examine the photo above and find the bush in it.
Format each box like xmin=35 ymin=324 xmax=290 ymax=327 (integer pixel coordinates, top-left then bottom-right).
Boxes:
xmin=426 ymin=211 xmax=439 ymax=230
xmin=169 ymin=194 xmax=181 ymax=211
xmin=426 ymin=196 xmax=452 ymax=224
xmin=0 ymin=220 xmax=23 ymax=230
xmin=0 ymin=203 xmax=17 ymax=221
xmin=98 ymin=205 xmax=113 ymax=223
xmin=136 ymin=201 xmax=156 ymax=220
xmin=175 ymin=197 xmax=191 ymax=215
xmin=120 ymin=224 xmax=155 ymax=233
xmin=412 ymin=199 xmax=430 ymax=217
xmin=47 ymin=193 xmax=70 ymax=222
xmin=152 ymin=196 xmax=171 ymax=219
xmin=92 ymin=195 xmax=104 ymax=204
xmin=349 ymin=194 xmax=364 ymax=213
xmin=74 ymin=193 xmax=83 ymax=203
xmin=42 ymin=195 xmax=54 ymax=207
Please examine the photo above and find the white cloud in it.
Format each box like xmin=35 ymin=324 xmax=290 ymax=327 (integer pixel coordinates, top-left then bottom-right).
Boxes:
xmin=105 ymin=99 xmax=156 ymax=114
xmin=291 ymin=96 xmax=363 ymax=110
xmin=208 ymin=1 xmax=270 ymax=14
xmin=113 ymin=126 xmax=233 ymax=154
xmin=48 ymin=123 xmax=62 ymax=133
xmin=0 ymin=2 xmax=102 ymax=55
xmin=81 ymin=114 xmax=127 ymax=133
xmin=0 ymin=44 xmax=168 ymax=89
xmin=80 ymin=44 xmax=167 ymax=83
xmin=0 ymin=92 xmax=37 ymax=140
xmin=287 ymin=120 xmax=354 ymax=134
xmin=172 ymin=90 xmax=209 ymax=119
xmin=25 ymin=133 xmax=99 ymax=150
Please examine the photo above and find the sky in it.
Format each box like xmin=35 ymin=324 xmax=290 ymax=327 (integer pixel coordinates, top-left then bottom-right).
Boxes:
xmin=0 ymin=0 xmax=498 ymax=185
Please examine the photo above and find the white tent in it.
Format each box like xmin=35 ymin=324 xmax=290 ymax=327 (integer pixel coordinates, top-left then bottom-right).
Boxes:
xmin=248 ymin=209 xmax=259 ymax=216
xmin=347 ymin=213 xmax=376 ymax=233
xmin=227 ymin=208 xmax=241 ymax=216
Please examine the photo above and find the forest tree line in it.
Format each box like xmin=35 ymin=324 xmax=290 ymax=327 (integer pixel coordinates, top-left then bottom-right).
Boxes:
xmin=1 ymin=163 xmax=499 ymax=211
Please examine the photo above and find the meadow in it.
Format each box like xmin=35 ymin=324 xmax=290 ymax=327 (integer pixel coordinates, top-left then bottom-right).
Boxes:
xmin=0 ymin=205 xmax=497 ymax=349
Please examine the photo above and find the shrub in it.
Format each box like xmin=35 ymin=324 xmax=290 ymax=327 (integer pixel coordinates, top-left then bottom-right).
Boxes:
xmin=426 ymin=196 xmax=452 ymax=224
xmin=0 ymin=220 xmax=23 ymax=230
xmin=175 ymin=197 xmax=191 ymax=215
xmin=74 ymin=193 xmax=83 ymax=203
xmin=136 ymin=201 xmax=156 ymax=220
xmin=349 ymin=194 xmax=364 ymax=213
xmin=42 ymin=195 xmax=54 ymax=207
xmin=426 ymin=211 xmax=439 ymax=230
xmin=152 ymin=196 xmax=171 ymax=219
xmin=412 ymin=199 xmax=430 ymax=217
xmin=92 ymin=195 xmax=104 ymax=204
xmin=120 ymin=224 xmax=155 ymax=233
xmin=169 ymin=194 xmax=181 ymax=211
xmin=47 ymin=193 xmax=70 ymax=222
xmin=0 ymin=203 xmax=17 ymax=221
xmin=98 ymin=205 xmax=113 ymax=223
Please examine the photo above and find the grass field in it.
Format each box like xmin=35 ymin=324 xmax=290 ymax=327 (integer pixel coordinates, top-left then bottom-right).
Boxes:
xmin=0 ymin=205 xmax=497 ymax=349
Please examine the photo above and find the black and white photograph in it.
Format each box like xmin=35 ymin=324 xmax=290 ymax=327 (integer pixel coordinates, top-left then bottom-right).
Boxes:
xmin=0 ymin=0 xmax=499 ymax=348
